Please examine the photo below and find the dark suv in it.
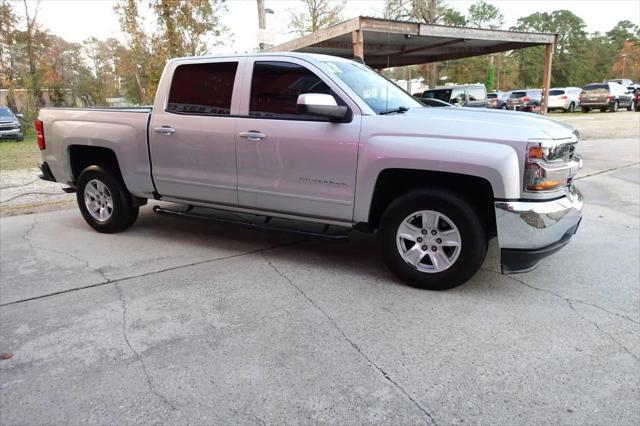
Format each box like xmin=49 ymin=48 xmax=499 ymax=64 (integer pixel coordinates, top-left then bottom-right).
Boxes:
xmin=0 ymin=107 xmax=24 ymax=141
xmin=506 ymin=90 xmax=542 ymax=112
xmin=420 ymin=84 xmax=487 ymax=108
xmin=580 ymin=82 xmax=635 ymax=112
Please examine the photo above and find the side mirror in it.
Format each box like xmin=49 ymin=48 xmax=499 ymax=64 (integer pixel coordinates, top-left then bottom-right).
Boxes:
xmin=450 ymin=97 xmax=459 ymax=105
xmin=297 ymin=93 xmax=347 ymax=120
xmin=16 ymin=113 xmax=24 ymax=119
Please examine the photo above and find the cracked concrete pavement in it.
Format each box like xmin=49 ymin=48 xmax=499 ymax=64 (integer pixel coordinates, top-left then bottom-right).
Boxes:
xmin=0 ymin=137 xmax=638 ymax=425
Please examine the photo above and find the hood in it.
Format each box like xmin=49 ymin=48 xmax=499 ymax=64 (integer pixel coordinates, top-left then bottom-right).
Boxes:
xmin=395 ymin=107 xmax=576 ymax=143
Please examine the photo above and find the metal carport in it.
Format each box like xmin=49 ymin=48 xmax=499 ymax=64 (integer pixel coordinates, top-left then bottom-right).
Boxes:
xmin=266 ymin=16 xmax=557 ymax=114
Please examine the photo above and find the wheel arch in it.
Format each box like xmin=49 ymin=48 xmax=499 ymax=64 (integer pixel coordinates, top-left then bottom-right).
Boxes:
xmin=362 ymin=168 xmax=497 ymax=236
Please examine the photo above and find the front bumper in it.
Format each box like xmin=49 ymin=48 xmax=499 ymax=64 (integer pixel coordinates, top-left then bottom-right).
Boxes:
xmin=495 ymin=185 xmax=583 ymax=273
xmin=0 ymin=128 xmax=23 ymax=140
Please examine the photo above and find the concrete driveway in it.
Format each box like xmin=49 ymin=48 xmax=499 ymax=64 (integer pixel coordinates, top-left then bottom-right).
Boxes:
xmin=0 ymin=138 xmax=638 ymax=425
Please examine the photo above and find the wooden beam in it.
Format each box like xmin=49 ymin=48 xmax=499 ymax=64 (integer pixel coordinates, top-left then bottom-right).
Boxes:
xmin=266 ymin=17 xmax=361 ymax=52
xmin=541 ymin=42 xmax=554 ymax=115
xmin=359 ymin=17 xmax=420 ymax=36
xmin=352 ymin=29 xmax=364 ymax=60
xmin=418 ymin=23 xmax=555 ymax=45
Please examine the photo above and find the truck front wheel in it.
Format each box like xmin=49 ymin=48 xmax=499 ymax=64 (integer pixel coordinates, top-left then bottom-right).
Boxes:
xmin=379 ymin=189 xmax=487 ymax=290
xmin=76 ymin=165 xmax=139 ymax=233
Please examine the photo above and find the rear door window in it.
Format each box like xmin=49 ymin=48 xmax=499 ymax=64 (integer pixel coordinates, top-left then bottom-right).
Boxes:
xmin=549 ymin=90 xmax=565 ymax=96
xmin=249 ymin=61 xmax=332 ymax=119
xmin=450 ymin=89 xmax=465 ymax=104
xmin=468 ymin=88 xmax=486 ymax=101
xmin=167 ymin=62 xmax=238 ymax=115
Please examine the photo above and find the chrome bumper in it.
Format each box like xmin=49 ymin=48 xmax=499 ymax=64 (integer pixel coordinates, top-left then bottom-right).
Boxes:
xmin=495 ymin=185 xmax=583 ymax=273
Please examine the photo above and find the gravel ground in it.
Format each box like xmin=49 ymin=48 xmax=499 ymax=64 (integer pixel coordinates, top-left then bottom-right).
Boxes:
xmin=0 ymin=168 xmax=75 ymax=217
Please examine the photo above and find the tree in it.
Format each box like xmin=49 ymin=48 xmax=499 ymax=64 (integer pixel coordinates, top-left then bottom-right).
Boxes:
xmin=467 ymin=0 xmax=503 ymax=29
xmin=485 ymin=64 xmax=495 ymax=92
xmin=290 ymin=0 xmax=345 ymax=36
xmin=606 ymin=20 xmax=640 ymax=50
xmin=114 ymin=0 xmax=150 ymax=104
xmin=0 ymin=0 xmax=19 ymax=109
xmin=611 ymin=41 xmax=640 ymax=82
xmin=511 ymin=10 xmax=587 ymax=87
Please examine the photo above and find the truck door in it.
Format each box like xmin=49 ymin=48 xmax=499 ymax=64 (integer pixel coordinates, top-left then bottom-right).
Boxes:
xmin=234 ymin=58 xmax=361 ymax=222
xmin=149 ymin=58 xmax=244 ymax=205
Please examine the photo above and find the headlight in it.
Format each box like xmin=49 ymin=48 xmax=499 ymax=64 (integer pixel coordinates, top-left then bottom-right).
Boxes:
xmin=524 ymin=142 xmax=581 ymax=192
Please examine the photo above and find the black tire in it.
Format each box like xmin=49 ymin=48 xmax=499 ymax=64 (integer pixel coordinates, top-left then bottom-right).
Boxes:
xmin=566 ymin=102 xmax=575 ymax=113
xmin=635 ymin=103 xmax=640 ymax=112
xmin=379 ymin=189 xmax=487 ymax=291
xmin=628 ymin=100 xmax=635 ymax=112
xmin=76 ymin=165 xmax=139 ymax=233
xmin=500 ymin=104 xmax=506 ymax=110
xmin=581 ymin=107 xmax=590 ymax=113
xmin=600 ymin=107 xmax=607 ymax=112
xmin=610 ymin=101 xmax=618 ymax=112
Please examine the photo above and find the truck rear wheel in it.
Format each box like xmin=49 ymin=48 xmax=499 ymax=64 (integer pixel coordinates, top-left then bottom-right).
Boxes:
xmin=76 ymin=165 xmax=139 ymax=233
xmin=379 ymin=189 xmax=487 ymax=290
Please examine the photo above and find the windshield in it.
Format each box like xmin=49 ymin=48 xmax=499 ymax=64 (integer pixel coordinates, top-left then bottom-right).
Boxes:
xmin=487 ymin=93 xmax=498 ymax=99
xmin=321 ymin=60 xmax=422 ymax=114
xmin=510 ymin=91 xmax=527 ymax=98
xmin=0 ymin=108 xmax=15 ymax=119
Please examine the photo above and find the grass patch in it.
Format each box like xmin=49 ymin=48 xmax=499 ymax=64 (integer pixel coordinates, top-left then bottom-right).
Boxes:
xmin=0 ymin=135 xmax=41 ymax=171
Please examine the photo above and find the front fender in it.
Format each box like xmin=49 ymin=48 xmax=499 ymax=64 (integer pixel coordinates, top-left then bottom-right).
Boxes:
xmin=353 ymin=135 xmax=521 ymax=223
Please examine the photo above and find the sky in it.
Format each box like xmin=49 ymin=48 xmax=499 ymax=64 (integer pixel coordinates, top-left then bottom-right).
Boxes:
xmin=20 ymin=0 xmax=640 ymax=53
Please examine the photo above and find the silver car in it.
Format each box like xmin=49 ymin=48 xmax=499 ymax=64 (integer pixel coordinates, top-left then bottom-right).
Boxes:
xmin=0 ymin=107 xmax=24 ymax=141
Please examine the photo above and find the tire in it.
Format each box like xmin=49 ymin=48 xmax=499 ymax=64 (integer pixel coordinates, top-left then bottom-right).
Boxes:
xmin=581 ymin=107 xmax=590 ymax=113
xmin=628 ymin=100 xmax=635 ymax=111
xmin=566 ymin=102 xmax=575 ymax=113
xmin=610 ymin=101 xmax=618 ymax=112
xmin=76 ymin=165 xmax=139 ymax=233
xmin=600 ymin=107 xmax=607 ymax=112
xmin=635 ymin=103 xmax=640 ymax=112
xmin=500 ymin=104 xmax=506 ymax=110
xmin=379 ymin=189 xmax=487 ymax=291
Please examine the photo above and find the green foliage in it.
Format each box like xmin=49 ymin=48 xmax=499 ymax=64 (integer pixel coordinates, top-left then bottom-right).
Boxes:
xmin=467 ymin=0 xmax=503 ymax=29
xmin=485 ymin=64 xmax=495 ymax=92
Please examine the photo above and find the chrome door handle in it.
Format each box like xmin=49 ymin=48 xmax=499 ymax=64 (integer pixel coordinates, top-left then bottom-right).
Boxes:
xmin=154 ymin=126 xmax=176 ymax=135
xmin=239 ymin=131 xmax=266 ymax=141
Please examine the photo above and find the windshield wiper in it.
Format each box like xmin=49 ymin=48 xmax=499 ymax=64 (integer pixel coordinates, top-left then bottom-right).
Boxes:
xmin=379 ymin=106 xmax=409 ymax=115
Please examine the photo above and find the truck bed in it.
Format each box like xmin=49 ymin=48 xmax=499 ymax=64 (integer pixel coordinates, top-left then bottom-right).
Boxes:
xmin=38 ymin=106 xmax=156 ymax=199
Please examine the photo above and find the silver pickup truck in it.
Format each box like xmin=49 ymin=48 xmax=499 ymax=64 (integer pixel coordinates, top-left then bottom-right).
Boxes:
xmin=36 ymin=53 xmax=583 ymax=290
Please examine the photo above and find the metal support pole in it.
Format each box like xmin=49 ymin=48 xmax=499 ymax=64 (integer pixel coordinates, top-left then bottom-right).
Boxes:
xmin=352 ymin=29 xmax=364 ymax=62
xmin=541 ymin=42 xmax=554 ymax=115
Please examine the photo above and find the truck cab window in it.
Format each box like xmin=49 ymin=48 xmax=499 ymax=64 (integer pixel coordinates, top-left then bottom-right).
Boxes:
xmin=167 ymin=62 xmax=238 ymax=115
xmin=249 ymin=61 xmax=332 ymax=119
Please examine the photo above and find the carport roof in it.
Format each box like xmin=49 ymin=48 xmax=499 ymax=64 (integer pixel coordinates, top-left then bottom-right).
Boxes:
xmin=266 ymin=16 xmax=557 ymax=69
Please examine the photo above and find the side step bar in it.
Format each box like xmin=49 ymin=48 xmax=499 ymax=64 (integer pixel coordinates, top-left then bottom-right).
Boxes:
xmin=152 ymin=205 xmax=351 ymax=241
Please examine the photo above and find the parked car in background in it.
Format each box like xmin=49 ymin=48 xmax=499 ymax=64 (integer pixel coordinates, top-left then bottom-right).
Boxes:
xmin=580 ymin=82 xmax=635 ymax=112
xmin=420 ymin=84 xmax=487 ymax=107
xmin=486 ymin=91 xmax=510 ymax=109
xmin=0 ymin=107 xmax=24 ymax=141
xmin=506 ymin=89 xmax=542 ymax=112
xmin=634 ymin=88 xmax=640 ymax=112
xmin=546 ymin=87 xmax=582 ymax=113
xmin=609 ymin=78 xmax=634 ymax=87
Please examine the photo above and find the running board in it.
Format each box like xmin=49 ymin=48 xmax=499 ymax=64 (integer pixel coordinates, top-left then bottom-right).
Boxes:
xmin=152 ymin=205 xmax=351 ymax=241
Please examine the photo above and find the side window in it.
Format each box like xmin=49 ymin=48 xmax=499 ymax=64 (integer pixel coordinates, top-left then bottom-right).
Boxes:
xmin=468 ymin=88 xmax=486 ymax=101
xmin=450 ymin=89 xmax=465 ymax=105
xmin=167 ymin=62 xmax=238 ymax=115
xmin=249 ymin=61 xmax=332 ymax=119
